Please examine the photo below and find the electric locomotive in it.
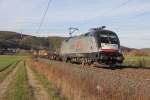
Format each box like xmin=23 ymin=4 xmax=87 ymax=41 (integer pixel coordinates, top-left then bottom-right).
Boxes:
xmin=60 ymin=26 xmax=124 ymax=65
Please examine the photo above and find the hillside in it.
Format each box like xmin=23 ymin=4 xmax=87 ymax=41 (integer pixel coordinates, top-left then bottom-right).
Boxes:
xmin=141 ymin=48 xmax=150 ymax=55
xmin=141 ymin=48 xmax=150 ymax=52
xmin=0 ymin=31 xmax=64 ymax=50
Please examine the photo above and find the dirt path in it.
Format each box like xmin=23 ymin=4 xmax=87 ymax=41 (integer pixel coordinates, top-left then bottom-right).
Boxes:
xmin=0 ymin=63 xmax=19 ymax=99
xmin=26 ymin=65 xmax=50 ymax=100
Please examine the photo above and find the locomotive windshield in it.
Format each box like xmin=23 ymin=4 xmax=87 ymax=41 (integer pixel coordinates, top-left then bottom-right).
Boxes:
xmin=95 ymin=31 xmax=119 ymax=47
xmin=100 ymin=33 xmax=118 ymax=44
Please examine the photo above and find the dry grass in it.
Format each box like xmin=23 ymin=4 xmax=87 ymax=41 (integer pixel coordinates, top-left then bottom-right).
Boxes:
xmin=29 ymin=59 xmax=150 ymax=100
xmin=29 ymin=62 xmax=65 ymax=100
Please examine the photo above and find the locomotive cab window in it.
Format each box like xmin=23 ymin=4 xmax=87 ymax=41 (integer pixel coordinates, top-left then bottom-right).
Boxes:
xmin=100 ymin=34 xmax=109 ymax=43
xmin=100 ymin=32 xmax=118 ymax=44
xmin=109 ymin=33 xmax=118 ymax=44
xmin=95 ymin=31 xmax=119 ymax=47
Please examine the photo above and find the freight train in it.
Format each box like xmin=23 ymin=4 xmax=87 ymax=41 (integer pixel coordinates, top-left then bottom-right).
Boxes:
xmin=60 ymin=26 xmax=124 ymax=66
xmin=34 ymin=26 xmax=124 ymax=66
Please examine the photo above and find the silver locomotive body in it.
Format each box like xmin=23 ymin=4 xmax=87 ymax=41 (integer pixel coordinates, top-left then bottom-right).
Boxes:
xmin=60 ymin=28 xmax=124 ymax=65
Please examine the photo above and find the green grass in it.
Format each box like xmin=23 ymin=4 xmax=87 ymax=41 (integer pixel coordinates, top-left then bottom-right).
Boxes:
xmin=3 ymin=61 xmax=34 ymax=100
xmin=124 ymin=56 xmax=150 ymax=67
xmin=0 ymin=55 xmax=25 ymax=71
xmin=0 ymin=61 xmax=20 ymax=82
xmin=30 ymin=64 xmax=65 ymax=100
xmin=0 ymin=55 xmax=24 ymax=82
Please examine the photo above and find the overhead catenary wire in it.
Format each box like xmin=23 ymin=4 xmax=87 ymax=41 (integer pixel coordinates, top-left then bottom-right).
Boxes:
xmin=77 ymin=0 xmax=132 ymax=27
xmin=36 ymin=0 xmax=133 ymax=34
xmin=116 ymin=0 xmax=131 ymax=9
xmin=98 ymin=0 xmax=132 ymax=16
xmin=102 ymin=0 xmax=132 ymax=14
xmin=36 ymin=0 xmax=52 ymax=35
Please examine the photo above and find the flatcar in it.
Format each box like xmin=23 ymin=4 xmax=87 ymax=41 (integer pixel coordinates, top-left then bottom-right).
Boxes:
xmin=60 ymin=26 xmax=124 ymax=66
xmin=33 ymin=49 xmax=48 ymax=57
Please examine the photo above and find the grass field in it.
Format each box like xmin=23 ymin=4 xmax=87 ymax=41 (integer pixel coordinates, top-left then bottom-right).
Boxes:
xmin=0 ymin=61 xmax=18 ymax=82
xmin=2 ymin=61 xmax=34 ymax=100
xmin=0 ymin=55 xmax=65 ymax=100
xmin=0 ymin=55 xmax=150 ymax=100
xmin=0 ymin=55 xmax=24 ymax=71
xmin=0 ymin=56 xmax=24 ymax=82
xmin=123 ymin=56 xmax=150 ymax=67
xmin=0 ymin=56 xmax=34 ymax=100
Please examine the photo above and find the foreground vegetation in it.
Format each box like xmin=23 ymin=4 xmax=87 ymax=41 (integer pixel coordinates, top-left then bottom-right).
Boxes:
xmin=1 ymin=55 xmax=65 ymax=100
xmin=30 ymin=59 xmax=150 ymax=100
xmin=0 ymin=55 xmax=150 ymax=100
xmin=29 ymin=60 xmax=65 ymax=100
xmin=2 ymin=61 xmax=34 ymax=100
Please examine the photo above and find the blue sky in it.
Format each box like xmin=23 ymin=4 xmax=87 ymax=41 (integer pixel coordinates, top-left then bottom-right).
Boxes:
xmin=0 ymin=0 xmax=150 ymax=48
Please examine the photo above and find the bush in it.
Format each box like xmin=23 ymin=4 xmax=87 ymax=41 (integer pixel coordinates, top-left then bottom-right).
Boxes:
xmin=132 ymin=49 xmax=149 ymax=56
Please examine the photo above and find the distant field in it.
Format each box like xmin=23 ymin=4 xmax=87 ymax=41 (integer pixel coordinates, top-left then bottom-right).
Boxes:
xmin=0 ymin=55 xmax=24 ymax=71
xmin=124 ymin=56 xmax=150 ymax=67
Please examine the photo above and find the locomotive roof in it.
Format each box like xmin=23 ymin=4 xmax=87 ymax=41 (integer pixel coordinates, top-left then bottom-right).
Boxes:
xmin=64 ymin=29 xmax=116 ymax=41
xmin=74 ymin=29 xmax=115 ymax=37
xmin=91 ymin=29 xmax=116 ymax=34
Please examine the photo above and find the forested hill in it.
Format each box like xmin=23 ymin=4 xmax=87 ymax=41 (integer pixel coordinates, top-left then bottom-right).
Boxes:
xmin=0 ymin=31 xmax=64 ymax=51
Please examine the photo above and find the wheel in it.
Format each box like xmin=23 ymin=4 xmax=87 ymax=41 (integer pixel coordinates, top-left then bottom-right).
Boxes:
xmin=109 ymin=64 xmax=116 ymax=69
xmin=62 ymin=57 xmax=67 ymax=62
xmin=81 ymin=60 xmax=85 ymax=66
